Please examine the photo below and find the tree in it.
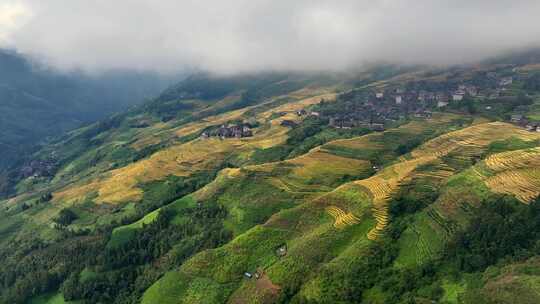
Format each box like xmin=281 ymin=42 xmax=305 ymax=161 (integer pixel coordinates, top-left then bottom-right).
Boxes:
xmin=39 ymin=192 xmax=53 ymax=203
xmin=54 ymin=208 xmax=78 ymax=226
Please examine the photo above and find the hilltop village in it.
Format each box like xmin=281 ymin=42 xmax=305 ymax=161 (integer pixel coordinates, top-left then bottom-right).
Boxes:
xmin=317 ymin=70 xmax=530 ymax=132
xmin=200 ymin=66 xmax=539 ymax=140
xmin=322 ymin=66 xmax=540 ymax=133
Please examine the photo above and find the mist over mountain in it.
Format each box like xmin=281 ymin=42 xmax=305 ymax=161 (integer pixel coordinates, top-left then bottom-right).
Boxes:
xmin=0 ymin=49 xmax=180 ymax=169
xmin=2 ymin=2 xmax=540 ymax=304
xmin=2 ymin=1 xmax=540 ymax=74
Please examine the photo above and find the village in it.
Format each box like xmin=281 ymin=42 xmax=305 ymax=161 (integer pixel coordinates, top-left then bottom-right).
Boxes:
xmin=20 ymin=154 xmax=58 ymax=179
xmin=200 ymin=123 xmax=254 ymax=139
xmin=511 ymin=114 xmax=540 ymax=132
xmin=315 ymin=69 xmax=540 ymax=133
xmin=197 ymin=69 xmax=540 ymax=141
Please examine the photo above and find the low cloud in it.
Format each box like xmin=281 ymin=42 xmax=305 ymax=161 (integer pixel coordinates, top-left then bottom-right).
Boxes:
xmin=0 ymin=1 xmax=32 ymax=43
xmin=2 ymin=0 xmax=540 ymax=74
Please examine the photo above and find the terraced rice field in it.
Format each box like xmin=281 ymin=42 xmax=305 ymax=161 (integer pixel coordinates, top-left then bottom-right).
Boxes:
xmin=485 ymin=147 xmax=540 ymax=171
xmin=54 ymin=138 xmax=234 ymax=204
xmin=136 ymin=120 xmax=540 ymax=302
xmin=357 ymin=157 xmax=433 ymax=240
xmin=53 ymin=91 xmax=339 ymax=206
xmin=270 ymin=178 xmax=326 ymax=195
xmin=486 ymin=168 xmax=540 ymax=203
xmin=258 ymin=93 xmax=336 ymax=120
xmin=192 ymin=168 xmax=243 ymax=202
xmin=287 ymin=149 xmax=370 ymax=182
xmin=324 ymin=117 xmax=436 ymax=153
xmin=409 ymin=225 xmax=435 ymax=265
xmin=467 ymin=147 xmax=540 ymax=203
xmin=326 ymin=206 xmax=360 ymax=229
xmin=414 ymin=163 xmax=455 ymax=179
xmin=355 ymin=122 xmax=540 ymax=240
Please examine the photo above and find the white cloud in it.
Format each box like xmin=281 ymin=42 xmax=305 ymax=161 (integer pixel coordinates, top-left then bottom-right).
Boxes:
xmin=0 ymin=1 xmax=31 ymax=43
xmin=3 ymin=0 xmax=540 ymax=74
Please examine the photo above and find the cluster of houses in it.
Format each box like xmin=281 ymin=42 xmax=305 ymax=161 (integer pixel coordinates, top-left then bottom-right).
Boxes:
xmin=296 ymin=109 xmax=320 ymax=117
xmin=449 ymin=78 xmax=514 ymax=102
xmin=329 ymin=118 xmax=385 ymax=131
xmin=382 ymin=73 xmax=515 ymax=107
xmin=510 ymin=114 xmax=540 ymax=132
xmin=201 ymin=123 xmax=253 ymax=139
xmin=198 ymin=72 xmax=521 ymax=137
xmin=378 ymin=89 xmax=453 ymax=108
xmin=21 ymin=158 xmax=57 ymax=179
xmin=322 ymin=88 xmax=436 ymax=132
xmin=376 ymin=83 xmax=485 ymax=109
xmin=320 ymin=72 xmax=517 ymax=132
xmin=280 ymin=120 xmax=298 ymax=128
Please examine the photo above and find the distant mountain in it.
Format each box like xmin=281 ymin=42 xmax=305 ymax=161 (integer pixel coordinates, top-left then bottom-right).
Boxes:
xmin=0 ymin=49 xmax=180 ymax=169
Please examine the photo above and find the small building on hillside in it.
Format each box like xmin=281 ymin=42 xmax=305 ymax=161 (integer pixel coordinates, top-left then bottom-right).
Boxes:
xmin=369 ymin=123 xmax=385 ymax=132
xmin=437 ymin=101 xmax=449 ymax=108
xmin=525 ymin=122 xmax=540 ymax=132
xmin=465 ymin=85 xmax=478 ymax=96
xmin=418 ymin=91 xmax=435 ymax=102
xmin=395 ymin=95 xmax=403 ymax=104
xmin=511 ymin=114 xmax=524 ymax=123
xmin=296 ymin=109 xmax=307 ymax=116
xmin=280 ymin=120 xmax=298 ymax=128
xmin=414 ymin=111 xmax=432 ymax=119
xmin=341 ymin=120 xmax=354 ymax=129
xmin=203 ymin=123 xmax=253 ymax=139
xmin=452 ymin=90 xmax=465 ymax=101
xmin=276 ymin=244 xmax=288 ymax=257
xmin=487 ymin=89 xmax=501 ymax=99
xmin=499 ymin=77 xmax=513 ymax=86
xmin=487 ymin=71 xmax=498 ymax=78
xmin=329 ymin=117 xmax=367 ymax=129
xmin=452 ymin=94 xmax=464 ymax=101
xmin=436 ymin=93 xmax=449 ymax=102
xmin=376 ymin=92 xmax=384 ymax=99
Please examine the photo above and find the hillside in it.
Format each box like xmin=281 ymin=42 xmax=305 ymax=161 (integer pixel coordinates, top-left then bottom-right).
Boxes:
xmin=1 ymin=59 xmax=540 ymax=304
xmin=0 ymin=49 xmax=178 ymax=172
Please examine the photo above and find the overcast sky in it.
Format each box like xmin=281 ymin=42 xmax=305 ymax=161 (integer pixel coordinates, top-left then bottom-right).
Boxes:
xmin=1 ymin=0 xmax=540 ymax=74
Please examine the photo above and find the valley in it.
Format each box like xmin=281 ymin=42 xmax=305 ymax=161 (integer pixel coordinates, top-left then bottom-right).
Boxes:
xmin=0 ymin=49 xmax=178 ymax=182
